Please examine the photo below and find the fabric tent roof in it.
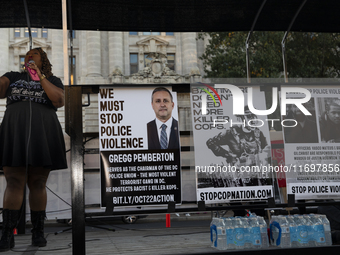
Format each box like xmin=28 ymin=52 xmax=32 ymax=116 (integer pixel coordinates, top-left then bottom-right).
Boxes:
xmin=1 ymin=0 xmax=340 ymax=32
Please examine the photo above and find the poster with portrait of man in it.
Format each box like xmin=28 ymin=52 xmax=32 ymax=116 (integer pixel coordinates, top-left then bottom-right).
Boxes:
xmin=283 ymin=86 xmax=340 ymax=200
xmin=191 ymin=84 xmax=273 ymax=204
xmin=318 ymin=97 xmax=340 ymax=143
xmin=98 ymin=86 xmax=181 ymax=207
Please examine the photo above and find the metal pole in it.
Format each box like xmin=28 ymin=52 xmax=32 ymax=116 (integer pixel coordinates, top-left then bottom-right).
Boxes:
xmin=62 ymin=0 xmax=85 ymax=254
xmin=282 ymin=39 xmax=288 ymax=83
xmin=62 ymin=0 xmax=86 ymax=255
xmin=18 ymin=0 xmax=32 ymax=235
xmin=246 ymin=0 xmax=267 ymax=83
xmin=67 ymin=86 xmax=85 ymax=255
xmin=62 ymin=0 xmax=69 ymax=86
xmin=68 ymin=0 xmax=74 ymax=85
xmin=281 ymin=0 xmax=308 ymax=83
xmin=23 ymin=0 xmax=32 ymax=50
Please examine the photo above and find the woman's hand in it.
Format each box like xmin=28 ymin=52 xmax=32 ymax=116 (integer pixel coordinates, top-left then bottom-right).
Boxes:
xmin=27 ymin=62 xmax=64 ymax=108
xmin=27 ymin=61 xmax=43 ymax=77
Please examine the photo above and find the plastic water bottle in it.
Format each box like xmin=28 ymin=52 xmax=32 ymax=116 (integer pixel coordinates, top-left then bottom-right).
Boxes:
xmin=233 ymin=217 xmax=247 ymax=249
xmin=258 ymin=216 xmax=269 ymax=248
xmin=210 ymin=217 xmax=219 ymax=248
xmin=303 ymin=215 xmax=316 ymax=246
xmin=319 ymin=214 xmax=332 ymax=246
xmin=224 ymin=218 xmax=236 ymax=250
xmin=242 ymin=218 xmax=253 ymax=249
xmin=270 ymin=215 xmax=279 ymax=246
xmin=294 ymin=215 xmax=309 ymax=247
xmin=309 ymin=214 xmax=326 ymax=246
xmin=279 ymin=216 xmax=291 ymax=248
xmin=248 ymin=217 xmax=262 ymax=249
xmin=286 ymin=215 xmax=299 ymax=247
xmin=270 ymin=216 xmax=291 ymax=248
xmin=215 ymin=218 xmax=227 ymax=250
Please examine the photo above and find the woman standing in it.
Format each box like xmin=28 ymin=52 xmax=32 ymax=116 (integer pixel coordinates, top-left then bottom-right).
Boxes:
xmin=0 ymin=47 xmax=67 ymax=252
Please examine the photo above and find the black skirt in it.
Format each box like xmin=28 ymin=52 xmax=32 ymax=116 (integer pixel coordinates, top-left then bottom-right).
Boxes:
xmin=0 ymin=101 xmax=67 ymax=170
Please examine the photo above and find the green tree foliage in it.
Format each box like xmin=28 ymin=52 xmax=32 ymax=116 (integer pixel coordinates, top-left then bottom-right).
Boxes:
xmin=286 ymin=33 xmax=340 ymax=78
xmin=198 ymin=32 xmax=340 ymax=79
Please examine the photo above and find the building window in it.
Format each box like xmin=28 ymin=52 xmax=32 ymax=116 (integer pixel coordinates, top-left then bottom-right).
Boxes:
xmin=129 ymin=32 xmax=138 ymax=35
xmin=166 ymin=32 xmax=174 ymax=36
xmin=167 ymin=54 xmax=175 ymax=71
xmin=20 ymin=56 xmax=25 ymax=72
xmin=143 ymin=32 xmax=160 ymax=35
xmin=42 ymin=29 xmax=48 ymax=38
xmin=25 ymin=28 xmax=37 ymax=37
xmin=69 ymin=56 xmax=76 ymax=84
xmin=130 ymin=53 xmax=138 ymax=74
xmin=14 ymin=28 xmax=20 ymax=37
xmin=32 ymin=29 xmax=37 ymax=37
xmin=144 ymin=54 xmax=153 ymax=67
xmin=69 ymin=30 xmax=76 ymax=39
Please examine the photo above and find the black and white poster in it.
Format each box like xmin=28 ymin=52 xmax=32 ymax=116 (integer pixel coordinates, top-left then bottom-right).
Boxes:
xmin=191 ymin=84 xmax=273 ymax=204
xmin=282 ymin=85 xmax=340 ymax=199
xmin=98 ymin=87 xmax=181 ymax=207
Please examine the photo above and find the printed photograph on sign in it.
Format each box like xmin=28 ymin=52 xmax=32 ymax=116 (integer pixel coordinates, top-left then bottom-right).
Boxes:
xmin=98 ymin=87 xmax=182 ymax=207
xmin=283 ymin=98 xmax=319 ymax=143
xmin=147 ymin=87 xmax=180 ymax=150
xmin=317 ymin=97 xmax=340 ymax=143
xmin=191 ymin=83 xmax=273 ymax=204
xmin=282 ymin=86 xmax=340 ymax=200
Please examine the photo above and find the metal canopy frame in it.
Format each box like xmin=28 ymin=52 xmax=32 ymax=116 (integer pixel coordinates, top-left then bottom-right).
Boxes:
xmin=246 ymin=0 xmax=267 ymax=83
xmin=246 ymin=0 xmax=308 ymax=83
xmin=281 ymin=0 xmax=308 ymax=83
xmin=3 ymin=0 xmax=340 ymax=32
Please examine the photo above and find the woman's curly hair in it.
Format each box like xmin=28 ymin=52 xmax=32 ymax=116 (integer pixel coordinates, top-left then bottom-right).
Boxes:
xmin=34 ymin=47 xmax=53 ymax=78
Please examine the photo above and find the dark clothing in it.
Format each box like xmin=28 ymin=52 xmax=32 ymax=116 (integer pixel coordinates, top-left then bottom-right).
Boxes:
xmin=0 ymin=72 xmax=67 ymax=170
xmin=319 ymin=113 xmax=340 ymax=143
xmin=284 ymin=117 xmax=319 ymax=143
xmin=147 ymin=118 xmax=180 ymax=150
xmin=3 ymin=72 xmax=63 ymax=111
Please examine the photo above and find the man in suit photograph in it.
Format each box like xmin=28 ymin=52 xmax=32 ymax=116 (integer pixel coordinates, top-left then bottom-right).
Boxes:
xmin=147 ymin=87 xmax=180 ymax=150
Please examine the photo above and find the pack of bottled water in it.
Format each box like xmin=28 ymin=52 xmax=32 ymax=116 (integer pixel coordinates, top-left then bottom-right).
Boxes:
xmin=210 ymin=214 xmax=269 ymax=250
xmin=269 ymin=214 xmax=332 ymax=248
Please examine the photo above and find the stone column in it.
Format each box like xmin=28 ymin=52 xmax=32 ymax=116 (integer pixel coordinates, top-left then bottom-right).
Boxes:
xmin=0 ymin=28 xmax=9 ymax=74
xmin=108 ymin=32 xmax=124 ymax=74
xmin=182 ymin=32 xmax=198 ymax=75
xmin=86 ymin=31 xmax=101 ymax=77
xmin=51 ymin=29 xmax=64 ymax=78
xmin=101 ymin=31 xmax=109 ymax=78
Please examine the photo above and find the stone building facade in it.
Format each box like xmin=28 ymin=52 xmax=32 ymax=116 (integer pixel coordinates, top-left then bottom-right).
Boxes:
xmin=0 ymin=28 xmax=207 ymax=133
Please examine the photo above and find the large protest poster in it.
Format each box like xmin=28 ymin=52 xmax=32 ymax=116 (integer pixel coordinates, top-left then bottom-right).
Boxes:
xmin=191 ymin=84 xmax=273 ymax=204
xmin=282 ymin=85 xmax=340 ymax=199
xmin=98 ymin=87 xmax=181 ymax=207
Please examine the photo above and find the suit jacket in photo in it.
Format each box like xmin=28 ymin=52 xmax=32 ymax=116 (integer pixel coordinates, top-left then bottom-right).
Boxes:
xmin=147 ymin=118 xmax=180 ymax=150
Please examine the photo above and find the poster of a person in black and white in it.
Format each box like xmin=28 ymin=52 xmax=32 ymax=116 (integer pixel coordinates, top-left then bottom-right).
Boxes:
xmin=204 ymin=106 xmax=271 ymax=188
xmin=191 ymin=85 xmax=273 ymax=204
xmin=283 ymin=99 xmax=319 ymax=143
xmin=318 ymin=98 xmax=340 ymax=143
xmin=283 ymin=86 xmax=340 ymax=201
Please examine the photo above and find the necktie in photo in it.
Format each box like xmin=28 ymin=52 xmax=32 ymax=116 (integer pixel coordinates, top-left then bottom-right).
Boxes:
xmin=160 ymin=124 xmax=168 ymax=149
